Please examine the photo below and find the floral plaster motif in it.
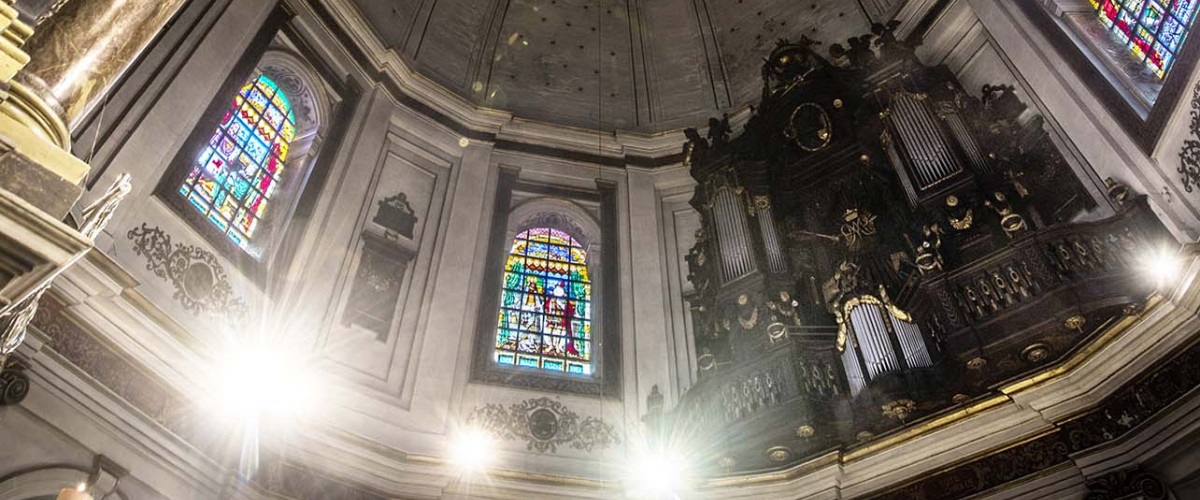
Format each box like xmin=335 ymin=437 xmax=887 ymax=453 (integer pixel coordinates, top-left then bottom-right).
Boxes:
xmin=467 ymin=397 xmax=620 ymax=453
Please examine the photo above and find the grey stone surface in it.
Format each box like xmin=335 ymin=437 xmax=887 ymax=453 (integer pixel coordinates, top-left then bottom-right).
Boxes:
xmin=0 ymin=149 xmax=82 ymax=219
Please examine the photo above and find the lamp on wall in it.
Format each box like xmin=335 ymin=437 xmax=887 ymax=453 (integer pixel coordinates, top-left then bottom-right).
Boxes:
xmin=55 ymin=482 xmax=92 ymax=500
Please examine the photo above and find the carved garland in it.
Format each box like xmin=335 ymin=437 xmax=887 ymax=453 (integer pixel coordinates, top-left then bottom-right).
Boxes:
xmin=466 ymin=397 xmax=620 ymax=453
xmin=127 ymin=224 xmax=247 ymax=318
xmin=1178 ymin=80 xmax=1200 ymax=193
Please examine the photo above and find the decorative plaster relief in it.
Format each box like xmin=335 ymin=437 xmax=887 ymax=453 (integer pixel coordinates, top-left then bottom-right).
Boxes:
xmin=467 ymin=397 xmax=620 ymax=453
xmin=127 ymin=223 xmax=247 ymax=318
xmin=1180 ymin=82 xmax=1200 ymax=193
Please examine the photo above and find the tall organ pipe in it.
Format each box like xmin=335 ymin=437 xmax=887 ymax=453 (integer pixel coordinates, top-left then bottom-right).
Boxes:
xmin=889 ymin=92 xmax=962 ymax=190
xmin=713 ymin=186 xmax=756 ymax=282
xmin=757 ymin=203 xmax=788 ymax=274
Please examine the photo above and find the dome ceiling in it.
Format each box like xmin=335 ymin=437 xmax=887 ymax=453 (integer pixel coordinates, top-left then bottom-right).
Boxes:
xmin=351 ymin=0 xmax=887 ymax=132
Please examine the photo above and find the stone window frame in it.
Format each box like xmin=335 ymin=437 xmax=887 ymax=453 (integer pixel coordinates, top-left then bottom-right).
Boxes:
xmin=1020 ymin=0 xmax=1200 ymax=152
xmin=151 ymin=17 xmax=355 ymax=286
xmin=470 ymin=167 xmax=622 ymax=398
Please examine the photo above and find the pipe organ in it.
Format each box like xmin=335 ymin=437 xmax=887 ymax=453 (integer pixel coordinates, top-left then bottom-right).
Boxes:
xmin=670 ymin=27 xmax=1159 ymax=475
xmin=882 ymin=90 xmax=966 ymax=205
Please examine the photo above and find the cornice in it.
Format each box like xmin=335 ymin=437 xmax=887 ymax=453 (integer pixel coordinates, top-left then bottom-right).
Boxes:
xmin=288 ymin=0 xmax=725 ymax=168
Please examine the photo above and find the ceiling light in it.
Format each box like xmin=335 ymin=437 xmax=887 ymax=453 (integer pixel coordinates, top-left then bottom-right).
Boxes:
xmin=1140 ymin=245 xmax=1181 ymax=289
xmin=210 ymin=341 xmax=319 ymax=424
xmin=625 ymin=447 xmax=692 ymax=499
xmin=449 ymin=427 xmax=495 ymax=473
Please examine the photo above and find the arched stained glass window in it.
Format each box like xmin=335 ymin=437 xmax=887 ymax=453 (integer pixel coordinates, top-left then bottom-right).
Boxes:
xmin=1090 ymin=0 xmax=1200 ymax=78
xmin=494 ymin=227 xmax=593 ymax=375
xmin=178 ymin=73 xmax=296 ymax=257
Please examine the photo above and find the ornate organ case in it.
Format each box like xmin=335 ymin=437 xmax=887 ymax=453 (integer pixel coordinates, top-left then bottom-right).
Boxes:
xmin=670 ymin=28 xmax=1167 ymax=474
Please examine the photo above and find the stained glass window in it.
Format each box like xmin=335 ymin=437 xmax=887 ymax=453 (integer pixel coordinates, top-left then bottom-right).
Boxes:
xmin=1090 ymin=0 xmax=1200 ymax=78
xmin=178 ymin=73 xmax=296 ymax=257
xmin=493 ymin=228 xmax=593 ymax=376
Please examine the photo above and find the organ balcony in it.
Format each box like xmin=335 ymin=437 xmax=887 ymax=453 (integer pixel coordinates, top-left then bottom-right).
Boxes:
xmin=669 ymin=26 xmax=1173 ymax=475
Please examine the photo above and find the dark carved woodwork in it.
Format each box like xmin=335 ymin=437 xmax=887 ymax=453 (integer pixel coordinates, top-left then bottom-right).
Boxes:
xmin=672 ymin=23 xmax=1168 ymax=476
xmin=341 ymin=231 xmax=414 ymax=341
xmin=372 ymin=192 xmax=417 ymax=239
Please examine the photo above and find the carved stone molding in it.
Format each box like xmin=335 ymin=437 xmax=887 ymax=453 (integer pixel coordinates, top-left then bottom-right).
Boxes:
xmin=0 ymin=360 xmax=30 ymax=405
xmin=126 ymin=223 xmax=247 ymax=318
xmin=1085 ymin=467 xmax=1167 ymax=500
xmin=466 ymin=397 xmax=620 ymax=453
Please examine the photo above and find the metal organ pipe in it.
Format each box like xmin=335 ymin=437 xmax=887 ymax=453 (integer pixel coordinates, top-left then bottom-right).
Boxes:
xmin=757 ymin=203 xmax=788 ymax=274
xmin=850 ymin=304 xmax=898 ymax=379
xmin=713 ymin=186 xmax=756 ymax=282
xmin=905 ymin=95 xmax=954 ymax=186
xmin=890 ymin=315 xmax=933 ymax=369
xmin=842 ymin=343 xmax=867 ymax=396
xmin=944 ymin=112 xmax=991 ymax=175
xmin=884 ymin=136 xmax=920 ymax=206
xmin=889 ymin=92 xmax=962 ymax=190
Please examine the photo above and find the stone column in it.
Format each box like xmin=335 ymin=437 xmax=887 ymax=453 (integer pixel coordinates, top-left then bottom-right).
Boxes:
xmin=10 ymin=0 xmax=188 ymax=148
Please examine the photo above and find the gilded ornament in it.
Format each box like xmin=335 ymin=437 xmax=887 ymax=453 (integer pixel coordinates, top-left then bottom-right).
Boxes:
xmin=967 ymin=357 xmax=988 ymax=370
xmin=833 ymin=98 xmax=843 ymax=108
xmin=753 ymin=195 xmax=771 ymax=211
xmin=1105 ymin=177 xmax=1130 ymax=205
xmin=839 ymin=208 xmax=878 ymax=248
xmin=856 ymin=431 xmax=875 ymax=442
xmin=1123 ymin=302 xmax=1143 ymax=317
xmin=985 ymin=192 xmax=1028 ymax=238
xmin=785 ymin=102 xmax=833 ymax=151
xmin=737 ymin=306 xmax=759 ymax=330
xmin=1022 ymin=343 xmax=1051 ymax=364
xmin=1064 ymin=315 xmax=1086 ymax=331
xmin=882 ymin=399 xmax=917 ymax=421
xmin=945 ymin=195 xmax=959 ymax=207
xmin=767 ymin=322 xmax=787 ymax=341
xmin=795 ymin=425 xmax=815 ymax=438
xmin=766 ymin=446 xmax=793 ymax=463
xmin=949 ymin=209 xmax=974 ymax=230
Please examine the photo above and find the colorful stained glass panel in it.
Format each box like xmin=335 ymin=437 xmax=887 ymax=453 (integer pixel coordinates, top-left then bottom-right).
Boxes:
xmin=1094 ymin=0 xmax=1199 ymax=78
xmin=177 ymin=73 xmax=295 ymax=257
xmin=493 ymin=228 xmax=593 ymax=376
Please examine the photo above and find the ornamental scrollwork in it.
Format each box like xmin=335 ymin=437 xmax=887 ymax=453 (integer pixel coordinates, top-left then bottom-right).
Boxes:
xmin=466 ymin=397 xmax=620 ymax=453
xmin=1178 ymin=80 xmax=1200 ymax=193
xmin=126 ymin=223 xmax=247 ymax=318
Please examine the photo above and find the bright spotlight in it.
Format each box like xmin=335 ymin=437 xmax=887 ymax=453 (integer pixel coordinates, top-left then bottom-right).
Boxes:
xmin=1140 ymin=245 xmax=1181 ymax=289
xmin=449 ymin=427 xmax=495 ymax=472
xmin=211 ymin=342 xmax=318 ymax=424
xmin=626 ymin=448 xmax=691 ymax=499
